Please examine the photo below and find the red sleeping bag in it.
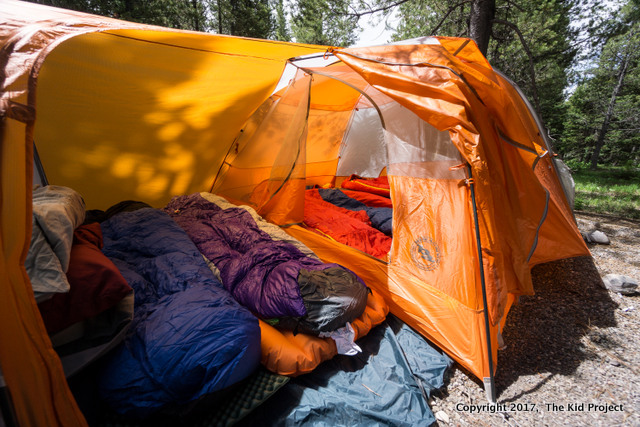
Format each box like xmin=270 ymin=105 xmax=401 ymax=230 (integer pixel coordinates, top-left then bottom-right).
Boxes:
xmin=304 ymin=189 xmax=391 ymax=259
xmin=340 ymin=175 xmax=390 ymax=198
xmin=37 ymin=223 xmax=132 ymax=334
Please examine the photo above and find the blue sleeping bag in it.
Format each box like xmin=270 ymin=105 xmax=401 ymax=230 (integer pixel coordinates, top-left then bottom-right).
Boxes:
xmin=97 ymin=208 xmax=261 ymax=419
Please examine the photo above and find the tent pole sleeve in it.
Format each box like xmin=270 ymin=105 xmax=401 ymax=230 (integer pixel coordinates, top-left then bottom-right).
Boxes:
xmin=331 ymin=50 xmax=485 ymax=106
xmin=466 ymin=164 xmax=496 ymax=403
xmin=493 ymin=68 xmax=575 ymax=220
xmin=288 ymin=52 xmax=334 ymax=62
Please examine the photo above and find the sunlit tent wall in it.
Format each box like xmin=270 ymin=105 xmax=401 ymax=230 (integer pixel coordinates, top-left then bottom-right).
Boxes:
xmin=0 ymin=0 xmax=590 ymax=424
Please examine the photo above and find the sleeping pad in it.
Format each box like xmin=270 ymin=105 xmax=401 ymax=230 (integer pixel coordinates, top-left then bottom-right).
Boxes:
xmin=237 ymin=315 xmax=453 ymax=426
xmin=98 ymin=208 xmax=261 ymax=419
xmin=165 ymin=193 xmax=370 ymax=336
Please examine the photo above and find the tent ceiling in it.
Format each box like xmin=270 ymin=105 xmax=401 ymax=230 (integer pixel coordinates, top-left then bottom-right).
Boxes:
xmin=32 ymin=30 xmax=326 ymax=209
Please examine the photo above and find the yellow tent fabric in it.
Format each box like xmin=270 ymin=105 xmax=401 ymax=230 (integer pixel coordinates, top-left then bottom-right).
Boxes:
xmin=1 ymin=1 xmax=326 ymax=425
xmin=1 ymin=0 xmax=590 ymax=424
xmin=34 ymin=30 xmax=325 ymax=210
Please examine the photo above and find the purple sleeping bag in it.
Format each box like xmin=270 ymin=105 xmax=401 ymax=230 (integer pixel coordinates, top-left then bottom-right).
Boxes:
xmin=165 ymin=194 xmax=369 ymax=335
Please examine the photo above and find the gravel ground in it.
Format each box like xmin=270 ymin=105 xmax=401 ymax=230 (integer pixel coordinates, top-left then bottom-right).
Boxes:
xmin=429 ymin=212 xmax=640 ymax=426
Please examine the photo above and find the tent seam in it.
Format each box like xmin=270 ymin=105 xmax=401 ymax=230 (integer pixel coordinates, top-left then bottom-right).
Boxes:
xmin=332 ymin=50 xmax=485 ymax=106
xmin=291 ymin=64 xmax=386 ymax=129
xmin=527 ymin=189 xmax=550 ymax=263
xmin=104 ymin=32 xmax=318 ymax=62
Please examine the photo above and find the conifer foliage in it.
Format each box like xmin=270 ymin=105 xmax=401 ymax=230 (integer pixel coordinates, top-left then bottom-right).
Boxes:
xmin=28 ymin=0 xmax=639 ymax=167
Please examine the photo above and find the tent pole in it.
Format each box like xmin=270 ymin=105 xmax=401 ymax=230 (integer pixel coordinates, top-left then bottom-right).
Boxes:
xmin=33 ymin=141 xmax=48 ymax=186
xmin=466 ymin=164 xmax=497 ymax=403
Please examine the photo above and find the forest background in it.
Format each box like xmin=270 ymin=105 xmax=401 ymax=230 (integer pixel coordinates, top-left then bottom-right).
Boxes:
xmin=29 ymin=0 xmax=640 ymax=217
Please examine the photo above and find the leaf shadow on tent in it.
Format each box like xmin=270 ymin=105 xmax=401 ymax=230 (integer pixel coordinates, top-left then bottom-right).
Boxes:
xmin=34 ymin=30 xmax=280 ymax=210
xmin=494 ymin=255 xmax=617 ymax=400
xmin=29 ymin=30 xmax=302 ymax=423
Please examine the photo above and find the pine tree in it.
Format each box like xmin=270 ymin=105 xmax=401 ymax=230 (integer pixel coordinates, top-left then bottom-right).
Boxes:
xmin=292 ymin=0 xmax=359 ymax=46
xmin=273 ymin=0 xmax=292 ymax=41
xmin=390 ymin=0 xmax=577 ymax=139
xmin=559 ymin=0 xmax=640 ymax=169
xmin=561 ymin=1 xmax=639 ymax=168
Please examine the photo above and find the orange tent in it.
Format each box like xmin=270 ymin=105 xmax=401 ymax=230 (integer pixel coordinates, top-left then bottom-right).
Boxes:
xmin=211 ymin=49 xmax=590 ymax=400
xmin=0 ymin=1 xmax=589 ymax=424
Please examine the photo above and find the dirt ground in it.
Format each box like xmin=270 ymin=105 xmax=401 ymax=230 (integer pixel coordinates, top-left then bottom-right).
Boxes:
xmin=429 ymin=212 xmax=640 ymax=426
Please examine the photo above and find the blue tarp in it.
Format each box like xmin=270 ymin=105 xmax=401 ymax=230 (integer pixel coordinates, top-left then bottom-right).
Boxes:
xmin=238 ymin=315 xmax=452 ymax=426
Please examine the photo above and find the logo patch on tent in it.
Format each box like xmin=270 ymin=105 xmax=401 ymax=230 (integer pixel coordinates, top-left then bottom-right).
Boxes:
xmin=411 ymin=237 xmax=441 ymax=271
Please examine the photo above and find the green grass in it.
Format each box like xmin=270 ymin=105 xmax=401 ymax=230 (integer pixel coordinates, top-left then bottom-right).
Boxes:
xmin=572 ymin=166 xmax=640 ymax=219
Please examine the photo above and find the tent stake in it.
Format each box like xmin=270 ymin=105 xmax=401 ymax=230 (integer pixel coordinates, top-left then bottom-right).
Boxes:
xmin=467 ymin=164 xmax=497 ymax=403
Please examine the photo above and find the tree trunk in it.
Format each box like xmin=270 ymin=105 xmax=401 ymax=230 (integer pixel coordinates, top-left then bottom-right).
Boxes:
xmin=230 ymin=0 xmax=237 ymax=35
xmin=192 ymin=0 xmax=201 ymax=32
xmin=469 ymin=0 xmax=495 ymax=55
xmin=492 ymin=19 xmax=542 ymax=121
xmin=589 ymin=38 xmax=632 ymax=170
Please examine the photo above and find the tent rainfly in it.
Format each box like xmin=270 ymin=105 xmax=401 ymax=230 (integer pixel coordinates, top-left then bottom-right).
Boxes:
xmin=0 ymin=0 xmax=589 ymax=424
